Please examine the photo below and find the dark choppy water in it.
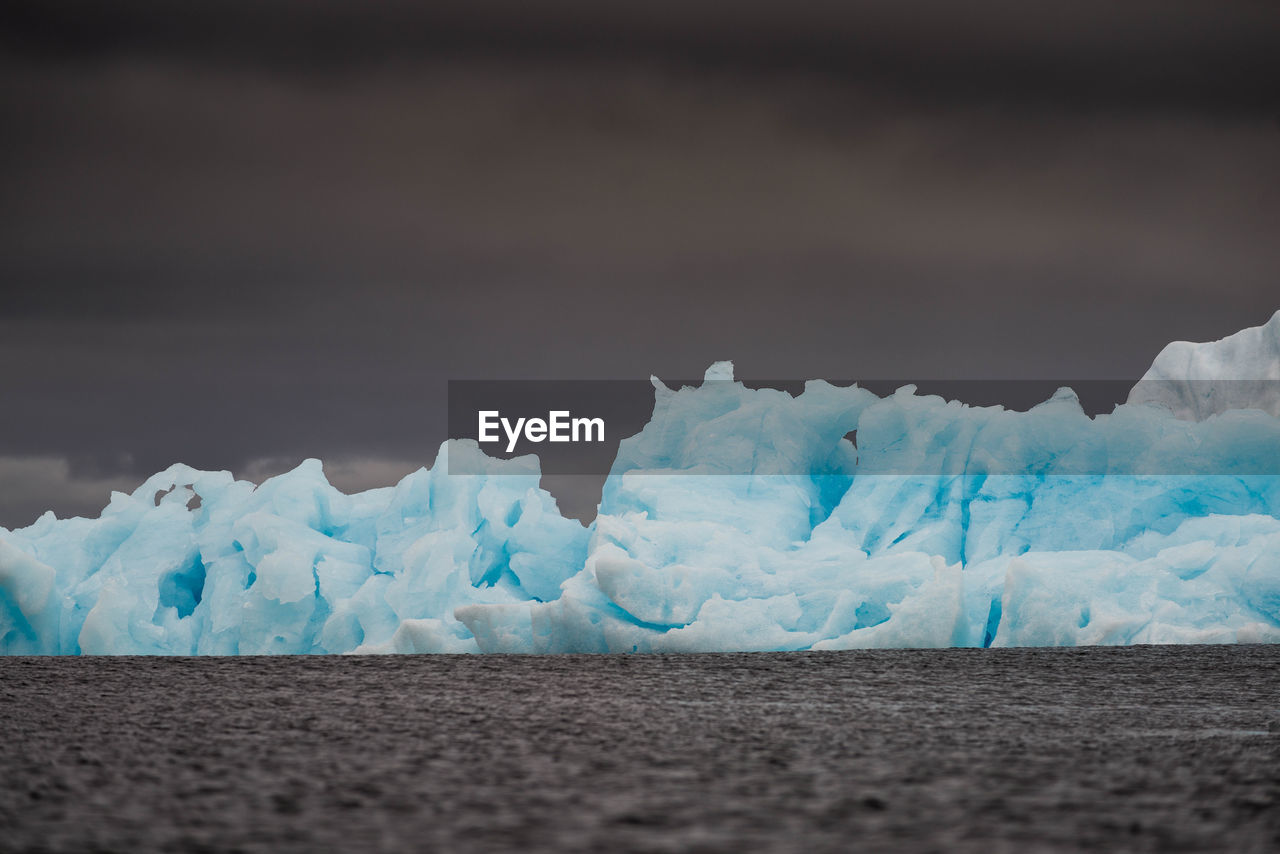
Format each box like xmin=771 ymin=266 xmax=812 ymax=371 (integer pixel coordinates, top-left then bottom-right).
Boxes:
xmin=2 ymin=646 xmax=1278 ymax=853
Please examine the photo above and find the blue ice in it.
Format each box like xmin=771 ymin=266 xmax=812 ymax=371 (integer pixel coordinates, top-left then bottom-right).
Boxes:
xmin=2 ymin=312 xmax=1278 ymax=653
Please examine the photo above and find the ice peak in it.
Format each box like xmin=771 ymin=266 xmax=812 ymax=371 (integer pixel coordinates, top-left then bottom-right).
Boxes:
xmin=1129 ymin=308 xmax=1280 ymax=419
xmin=704 ymin=361 xmax=735 ymax=382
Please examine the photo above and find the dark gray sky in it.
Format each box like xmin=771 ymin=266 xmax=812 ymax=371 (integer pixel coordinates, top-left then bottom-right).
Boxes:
xmin=2 ymin=0 xmax=1279 ymax=525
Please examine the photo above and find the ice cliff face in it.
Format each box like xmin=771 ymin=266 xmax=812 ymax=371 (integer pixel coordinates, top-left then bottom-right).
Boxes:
xmin=2 ymin=316 xmax=1279 ymax=653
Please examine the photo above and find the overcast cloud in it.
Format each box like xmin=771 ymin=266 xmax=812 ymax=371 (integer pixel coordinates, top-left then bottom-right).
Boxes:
xmin=2 ymin=1 xmax=1277 ymax=525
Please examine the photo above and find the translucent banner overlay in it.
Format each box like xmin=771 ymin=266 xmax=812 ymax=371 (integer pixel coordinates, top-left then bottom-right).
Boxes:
xmin=447 ymin=379 xmax=1280 ymax=475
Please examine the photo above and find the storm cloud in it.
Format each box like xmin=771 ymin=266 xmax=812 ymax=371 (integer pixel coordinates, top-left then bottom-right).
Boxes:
xmin=2 ymin=1 xmax=1278 ymax=525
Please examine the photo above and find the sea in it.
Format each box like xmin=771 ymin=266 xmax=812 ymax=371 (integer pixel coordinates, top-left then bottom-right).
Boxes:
xmin=2 ymin=646 xmax=1278 ymax=852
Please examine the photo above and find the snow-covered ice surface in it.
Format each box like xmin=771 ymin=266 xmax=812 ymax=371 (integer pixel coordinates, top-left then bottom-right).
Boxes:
xmin=1129 ymin=309 xmax=1280 ymax=419
xmin=2 ymin=313 xmax=1279 ymax=653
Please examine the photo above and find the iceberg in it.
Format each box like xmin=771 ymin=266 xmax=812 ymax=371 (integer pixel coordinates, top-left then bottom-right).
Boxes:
xmin=0 ymin=444 xmax=589 ymax=654
xmin=2 ymin=312 xmax=1279 ymax=653
xmin=454 ymin=358 xmax=1280 ymax=653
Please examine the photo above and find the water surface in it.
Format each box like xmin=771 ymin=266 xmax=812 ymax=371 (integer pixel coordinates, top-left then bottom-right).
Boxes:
xmin=2 ymin=646 xmax=1278 ymax=852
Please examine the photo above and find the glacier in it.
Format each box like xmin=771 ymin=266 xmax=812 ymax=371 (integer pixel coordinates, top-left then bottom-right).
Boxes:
xmin=2 ymin=311 xmax=1279 ymax=654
